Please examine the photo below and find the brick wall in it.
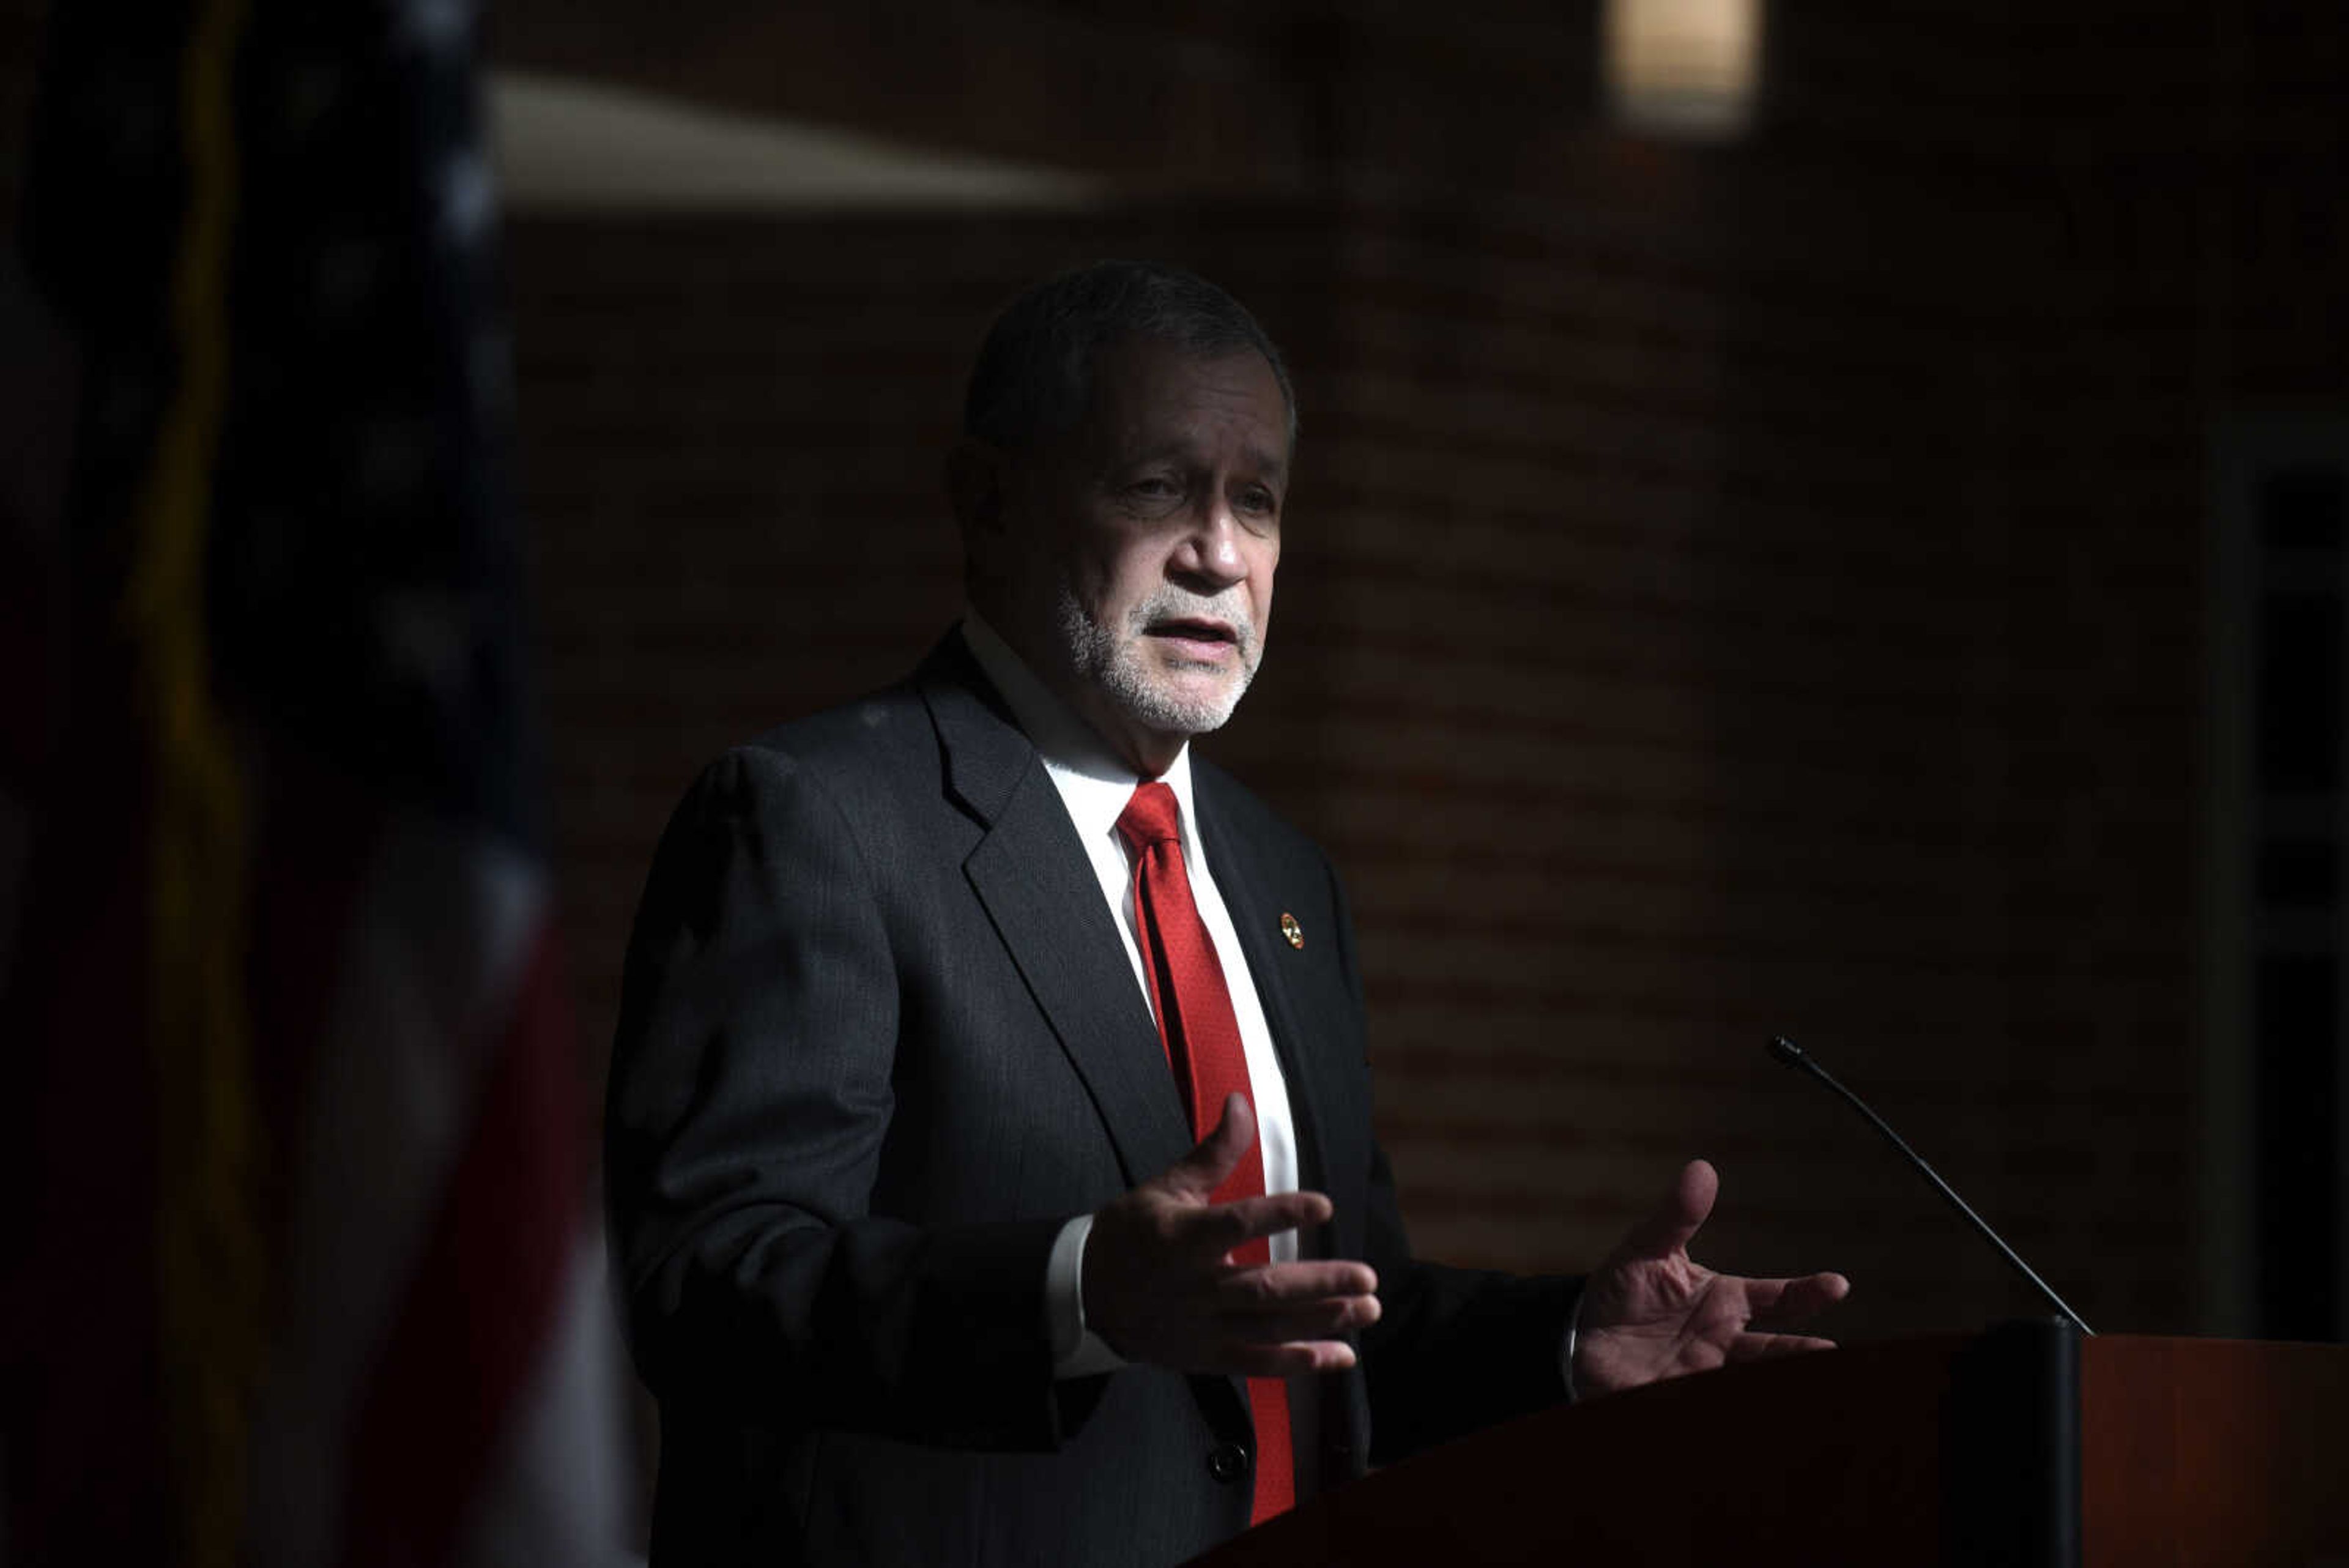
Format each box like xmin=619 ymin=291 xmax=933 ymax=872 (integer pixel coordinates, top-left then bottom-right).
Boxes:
xmin=505 ymin=3 xmax=2347 ymax=1350
xmin=505 ymin=165 xmax=2221 ymax=1347
xmin=6 ymin=0 xmax=2335 ymax=1544
xmin=6 ymin=0 xmax=2324 ymax=1353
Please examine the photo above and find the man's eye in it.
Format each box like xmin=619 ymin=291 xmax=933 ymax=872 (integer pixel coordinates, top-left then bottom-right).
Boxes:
xmin=1128 ymin=477 xmax=1179 ymax=500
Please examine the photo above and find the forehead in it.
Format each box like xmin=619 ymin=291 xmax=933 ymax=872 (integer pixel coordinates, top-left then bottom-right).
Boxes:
xmin=1077 ymin=337 xmax=1291 ymax=472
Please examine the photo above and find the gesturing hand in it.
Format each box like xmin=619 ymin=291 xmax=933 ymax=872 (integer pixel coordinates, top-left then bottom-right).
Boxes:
xmin=1572 ymin=1159 xmax=1848 ymax=1399
xmin=1083 ymin=1094 xmax=1381 ymax=1377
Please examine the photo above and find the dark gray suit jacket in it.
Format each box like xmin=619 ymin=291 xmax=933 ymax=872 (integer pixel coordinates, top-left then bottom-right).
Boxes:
xmin=606 ymin=631 xmax=1577 ymax=1567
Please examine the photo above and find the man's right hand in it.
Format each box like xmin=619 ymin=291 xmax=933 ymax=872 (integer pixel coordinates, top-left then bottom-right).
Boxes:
xmin=1083 ymin=1093 xmax=1381 ymax=1376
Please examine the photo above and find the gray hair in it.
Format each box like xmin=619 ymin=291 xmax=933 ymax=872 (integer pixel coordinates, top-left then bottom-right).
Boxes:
xmin=961 ymin=260 xmax=1297 ymax=451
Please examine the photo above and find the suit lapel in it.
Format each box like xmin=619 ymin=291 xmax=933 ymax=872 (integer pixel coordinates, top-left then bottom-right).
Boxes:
xmin=1195 ymin=780 xmax=1334 ymax=1224
xmin=921 ymin=636 xmax=1194 ymax=1189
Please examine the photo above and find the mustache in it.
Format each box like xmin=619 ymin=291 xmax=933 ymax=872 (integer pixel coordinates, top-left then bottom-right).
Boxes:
xmin=1126 ymin=587 xmax=1256 ymax=652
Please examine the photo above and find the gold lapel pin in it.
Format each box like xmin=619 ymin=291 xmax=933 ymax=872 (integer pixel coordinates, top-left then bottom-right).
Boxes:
xmin=1280 ymin=912 xmax=1304 ymax=949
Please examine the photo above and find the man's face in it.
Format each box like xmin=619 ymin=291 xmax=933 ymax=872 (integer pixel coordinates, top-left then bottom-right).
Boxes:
xmin=984 ymin=336 xmax=1288 ymax=776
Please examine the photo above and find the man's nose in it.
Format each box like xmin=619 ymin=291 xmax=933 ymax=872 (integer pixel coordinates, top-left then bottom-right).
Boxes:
xmin=1169 ymin=503 xmax=1247 ymax=589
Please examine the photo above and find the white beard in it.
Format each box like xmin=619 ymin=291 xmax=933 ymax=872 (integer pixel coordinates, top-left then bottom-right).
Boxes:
xmin=1054 ymin=582 xmax=1259 ymax=738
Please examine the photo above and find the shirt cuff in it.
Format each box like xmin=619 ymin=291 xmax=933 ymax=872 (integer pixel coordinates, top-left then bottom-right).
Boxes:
xmin=1047 ymin=1213 xmax=1127 ymax=1378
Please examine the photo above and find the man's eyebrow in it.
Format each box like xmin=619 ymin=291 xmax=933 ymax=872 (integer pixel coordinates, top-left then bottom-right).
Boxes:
xmin=1110 ymin=435 xmax=1288 ymax=486
xmin=1242 ymin=444 xmax=1290 ymax=483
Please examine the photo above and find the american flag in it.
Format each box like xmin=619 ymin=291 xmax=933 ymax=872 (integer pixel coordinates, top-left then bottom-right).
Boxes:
xmin=2 ymin=1 xmax=635 ymax=1562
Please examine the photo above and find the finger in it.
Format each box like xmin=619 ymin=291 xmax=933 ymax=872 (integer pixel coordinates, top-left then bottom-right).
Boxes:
xmin=1161 ymin=1093 xmax=1256 ymax=1200
xmin=1721 ymin=1331 xmax=1838 ymax=1363
xmin=1214 ymin=1293 xmax=1383 ymax=1342
xmin=1608 ymin=1157 xmax=1718 ymax=1264
xmin=1215 ymin=1337 xmax=1361 ymax=1378
xmin=1214 ymin=1258 xmax=1379 ymax=1302
xmin=1737 ymin=1270 xmax=1851 ymax=1326
xmin=1178 ymin=1189 xmax=1337 ymax=1258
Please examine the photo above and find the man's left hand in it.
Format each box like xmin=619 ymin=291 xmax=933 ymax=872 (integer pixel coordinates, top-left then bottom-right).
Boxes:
xmin=1571 ymin=1158 xmax=1849 ymax=1399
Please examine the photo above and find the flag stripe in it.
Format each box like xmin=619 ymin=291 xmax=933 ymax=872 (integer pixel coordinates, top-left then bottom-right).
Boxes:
xmin=240 ymin=816 xmax=547 ymax=1566
xmin=342 ymin=921 xmax=585 ymax=1566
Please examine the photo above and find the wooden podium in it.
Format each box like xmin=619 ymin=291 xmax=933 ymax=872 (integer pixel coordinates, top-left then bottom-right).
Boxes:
xmin=1186 ymin=1325 xmax=2349 ymax=1567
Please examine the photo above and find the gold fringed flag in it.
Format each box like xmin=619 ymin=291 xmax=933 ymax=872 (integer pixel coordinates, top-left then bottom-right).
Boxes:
xmin=3 ymin=3 xmax=636 ymax=1563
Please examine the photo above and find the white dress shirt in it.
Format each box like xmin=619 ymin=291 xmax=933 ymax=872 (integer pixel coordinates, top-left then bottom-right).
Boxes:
xmin=960 ymin=612 xmax=1302 ymax=1377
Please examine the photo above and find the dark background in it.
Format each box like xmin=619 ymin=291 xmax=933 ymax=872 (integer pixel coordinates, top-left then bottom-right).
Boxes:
xmin=6 ymin=0 xmax=2343 ymax=1370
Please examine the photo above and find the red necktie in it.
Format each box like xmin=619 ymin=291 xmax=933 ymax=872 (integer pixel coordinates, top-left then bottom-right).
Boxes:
xmin=1115 ymin=782 xmax=1295 ymax=1525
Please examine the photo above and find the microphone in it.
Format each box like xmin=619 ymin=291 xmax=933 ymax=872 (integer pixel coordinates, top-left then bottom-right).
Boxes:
xmin=1767 ymin=1035 xmax=2093 ymax=1335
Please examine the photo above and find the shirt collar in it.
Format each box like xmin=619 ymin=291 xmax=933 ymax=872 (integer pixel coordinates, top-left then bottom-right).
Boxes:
xmin=960 ymin=608 xmax=1201 ymax=853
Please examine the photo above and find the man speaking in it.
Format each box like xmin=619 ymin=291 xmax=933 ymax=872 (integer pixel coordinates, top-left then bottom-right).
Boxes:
xmin=604 ymin=261 xmax=1848 ymax=1566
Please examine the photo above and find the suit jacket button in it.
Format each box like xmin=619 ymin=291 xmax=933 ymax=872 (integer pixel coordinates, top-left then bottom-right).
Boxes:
xmin=1206 ymin=1442 xmax=1249 ymax=1484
